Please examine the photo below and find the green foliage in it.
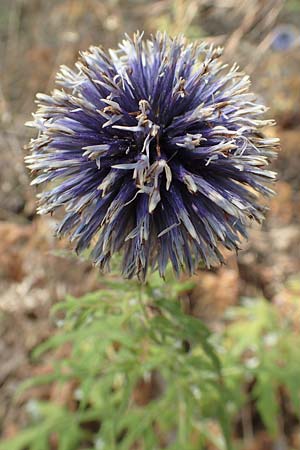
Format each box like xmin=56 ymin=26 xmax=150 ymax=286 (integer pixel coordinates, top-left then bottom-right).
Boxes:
xmin=1 ymin=273 xmax=300 ymax=450
xmin=222 ymin=297 xmax=300 ymax=438
xmin=0 ymin=273 xmax=231 ymax=450
xmin=286 ymin=0 xmax=300 ymax=12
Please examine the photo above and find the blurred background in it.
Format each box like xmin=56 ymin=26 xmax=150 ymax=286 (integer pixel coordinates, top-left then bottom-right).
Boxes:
xmin=0 ymin=0 xmax=300 ymax=448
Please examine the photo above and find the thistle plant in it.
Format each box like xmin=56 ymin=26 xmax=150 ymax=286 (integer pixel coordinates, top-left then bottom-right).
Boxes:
xmin=26 ymin=31 xmax=279 ymax=280
xmin=14 ymin=31 xmax=282 ymax=450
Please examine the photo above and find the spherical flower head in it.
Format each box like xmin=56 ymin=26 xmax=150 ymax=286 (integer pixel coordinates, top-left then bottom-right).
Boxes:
xmin=26 ymin=31 xmax=279 ymax=280
xmin=270 ymin=25 xmax=299 ymax=51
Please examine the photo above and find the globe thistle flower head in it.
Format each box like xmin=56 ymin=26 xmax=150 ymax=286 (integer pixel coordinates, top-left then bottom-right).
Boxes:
xmin=26 ymin=32 xmax=279 ymax=280
xmin=270 ymin=25 xmax=299 ymax=52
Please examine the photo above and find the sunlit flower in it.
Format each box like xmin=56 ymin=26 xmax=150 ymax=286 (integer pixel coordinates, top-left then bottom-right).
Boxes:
xmin=26 ymin=32 xmax=279 ymax=279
